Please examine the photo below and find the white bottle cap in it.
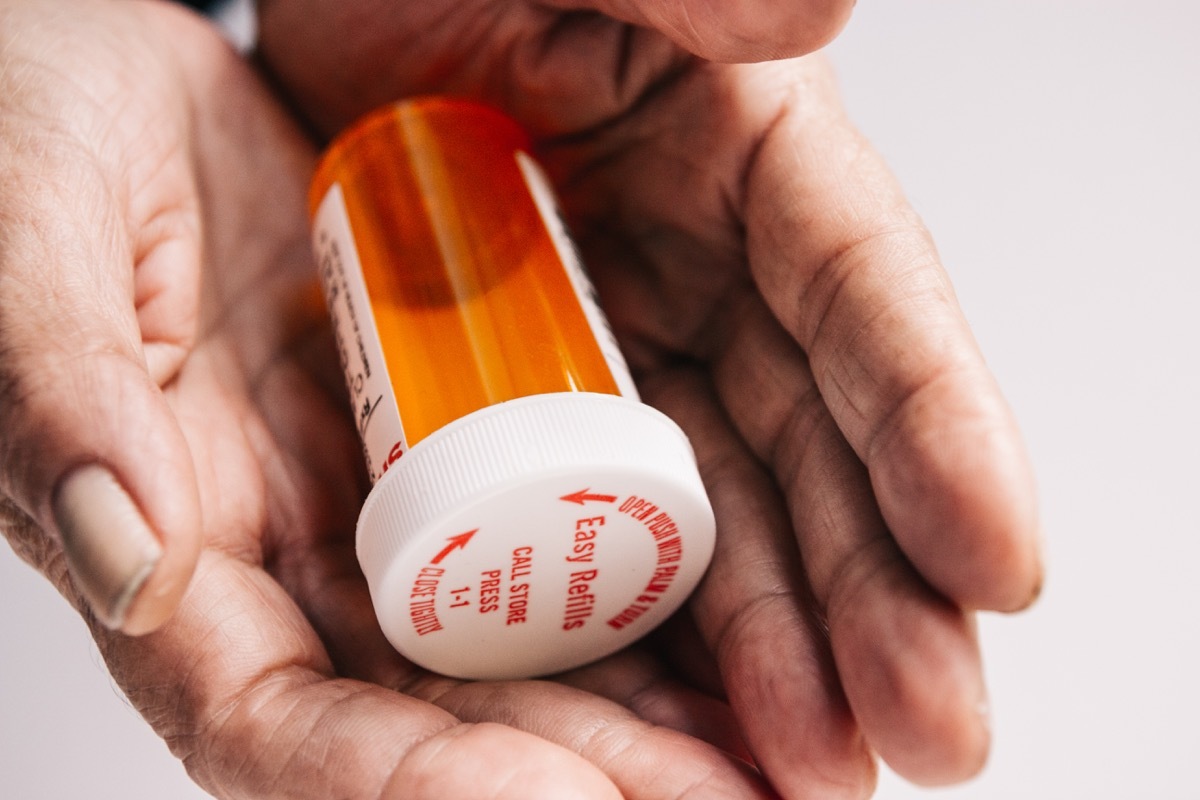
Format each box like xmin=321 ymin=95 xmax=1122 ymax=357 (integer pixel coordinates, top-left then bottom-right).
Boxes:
xmin=357 ymin=392 xmax=715 ymax=680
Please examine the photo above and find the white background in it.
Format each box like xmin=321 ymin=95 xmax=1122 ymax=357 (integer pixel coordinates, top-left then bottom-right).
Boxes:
xmin=2 ymin=2 xmax=1197 ymax=798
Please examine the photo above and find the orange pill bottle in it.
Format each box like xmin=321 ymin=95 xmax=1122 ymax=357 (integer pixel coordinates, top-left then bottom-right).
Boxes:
xmin=309 ymin=98 xmax=715 ymax=680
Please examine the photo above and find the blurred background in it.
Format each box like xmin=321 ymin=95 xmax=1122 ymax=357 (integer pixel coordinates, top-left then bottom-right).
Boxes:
xmin=2 ymin=1 xmax=1197 ymax=797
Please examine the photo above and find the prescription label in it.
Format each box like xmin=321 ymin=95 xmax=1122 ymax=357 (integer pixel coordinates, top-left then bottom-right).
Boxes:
xmin=312 ymin=183 xmax=409 ymax=483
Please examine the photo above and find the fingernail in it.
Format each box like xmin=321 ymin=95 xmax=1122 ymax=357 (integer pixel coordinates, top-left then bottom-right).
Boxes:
xmin=53 ymin=465 xmax=162 ymax=631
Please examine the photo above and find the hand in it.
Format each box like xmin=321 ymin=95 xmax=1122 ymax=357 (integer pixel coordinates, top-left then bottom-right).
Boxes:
xmin=257 ymin=0 xmax=1045 ymax=794
xmin=0 ymin=2 xmax=788 ymax=798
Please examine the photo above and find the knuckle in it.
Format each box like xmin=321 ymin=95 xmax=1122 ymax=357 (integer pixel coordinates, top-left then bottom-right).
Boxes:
xmin=684 ymin=0 xmax=856 ymax=61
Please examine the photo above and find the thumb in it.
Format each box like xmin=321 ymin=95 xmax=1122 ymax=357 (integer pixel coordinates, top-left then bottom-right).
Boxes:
xmin=0 ymin=131 xmax=202 ymax=636
xmin=557 ymin=0 xmax=856 ymax=61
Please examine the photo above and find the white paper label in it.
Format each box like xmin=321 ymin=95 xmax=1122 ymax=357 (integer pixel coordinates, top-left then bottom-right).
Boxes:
xmin=312 ymin=184 xmax=408 ymax=483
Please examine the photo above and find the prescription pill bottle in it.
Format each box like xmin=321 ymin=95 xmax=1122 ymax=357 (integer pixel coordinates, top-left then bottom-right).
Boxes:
xmin=308 ymin=98 xmax=715 ymax=680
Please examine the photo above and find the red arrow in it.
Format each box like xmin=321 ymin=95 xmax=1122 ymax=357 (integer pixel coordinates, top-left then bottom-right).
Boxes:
xmin=431 ymin=529 xmax=477 ymax=564
xmin=560 ymin=489 xmax=618 ymax=505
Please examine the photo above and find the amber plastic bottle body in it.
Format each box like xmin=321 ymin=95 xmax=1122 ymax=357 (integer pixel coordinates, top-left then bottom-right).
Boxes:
xmin=310 ymin=98 xmax=630 ymax=471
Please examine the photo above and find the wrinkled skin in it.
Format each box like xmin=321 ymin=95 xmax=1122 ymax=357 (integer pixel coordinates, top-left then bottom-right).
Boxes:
xmin=0 ymin=0 xmax=1042 ymax=798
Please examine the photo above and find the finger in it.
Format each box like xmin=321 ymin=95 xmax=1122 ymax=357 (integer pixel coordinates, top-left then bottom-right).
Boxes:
xmin=743 ymin=57 xmax=1043 ymax=612
xmin=100 ymin=552 xmax=619 ymax=800
xmin=547 ymin=0 xmax=856 ymax=62
xmin=0 ymin=107 xmax=202 ymax=634
xmin=709 ymin=291 xmax=988 ymax=784
xmin=558 ymin=646 xmax=752 ymax=760
xmin=644 ymin=366 xmax=878 ymax=799
xmin=410 ymin=676 xmax=778 ymax=800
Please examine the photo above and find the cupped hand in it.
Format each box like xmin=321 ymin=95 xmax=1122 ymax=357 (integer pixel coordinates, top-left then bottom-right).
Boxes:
xmin=0 ymin=2 xmax=785 ymax=798
xmin=258 ymin=0 xmax=1046 ymax=794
